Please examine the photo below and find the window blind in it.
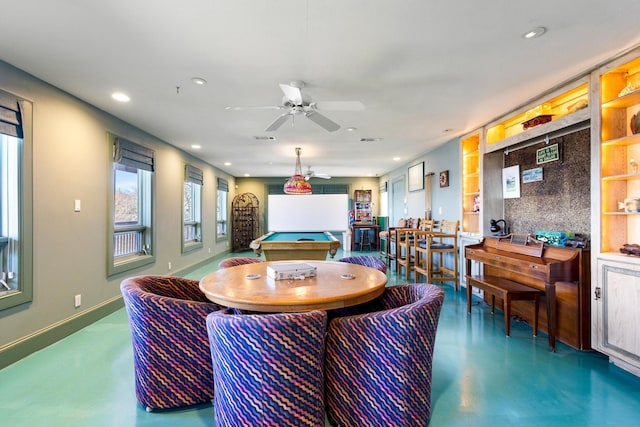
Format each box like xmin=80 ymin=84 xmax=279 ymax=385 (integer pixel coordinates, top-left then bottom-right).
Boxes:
xmin=217 ymin=177 xmax=228 ymax=192
xmin=185 ymin=164 xmax=203 ymax=186
xmin=0 ymin=91 xmax=24 ymax=138
xmin=113 ymin=137 xmax=155 ymax=172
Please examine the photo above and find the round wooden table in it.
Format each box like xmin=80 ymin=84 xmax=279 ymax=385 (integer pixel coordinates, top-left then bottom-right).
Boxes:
xmin=199 ymin=260 xmax=388 ymax=312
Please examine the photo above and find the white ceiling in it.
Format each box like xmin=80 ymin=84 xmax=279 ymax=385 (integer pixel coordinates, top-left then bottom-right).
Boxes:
xmin=2 ymin=1 xmax=640 ymax=178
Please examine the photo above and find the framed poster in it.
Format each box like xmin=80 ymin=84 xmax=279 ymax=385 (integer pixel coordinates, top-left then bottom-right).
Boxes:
xmin=502 ymin=165 xmax=520 ymax=199
xmin=408 ymin=162 xmax=424 ymax=192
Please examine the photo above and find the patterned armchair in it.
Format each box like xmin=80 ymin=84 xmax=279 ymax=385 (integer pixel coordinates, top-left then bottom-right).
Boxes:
xmin=207 ymin=309 xmax=327 ymax=427
xmin=217 ymin=256 xmax=263 ymax=269
xmin=337 ymin=255 xmax=387 ymax=273
xmin=120 ymin=275 xmax=224 ymax=411
xmin=325 ymin=284 xmax=445 ymax=427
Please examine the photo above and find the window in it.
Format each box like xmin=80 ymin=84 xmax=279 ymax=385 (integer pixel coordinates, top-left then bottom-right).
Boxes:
xmin=0 ymin=91 xmax=32 ymax=310
xmin=217 ymin=178 xmax=228 ymax=239
xmin=108 ymin=134 xmax=154 ymax=276
xmin=183 ymin=164 xmax=203 ymax=252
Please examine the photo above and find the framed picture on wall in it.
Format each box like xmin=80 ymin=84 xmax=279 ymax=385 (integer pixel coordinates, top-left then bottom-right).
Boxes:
xmin=408 ymin=162 xmax=424 ymax=192
xmin=502 ymin=165 xmax=521 ymax=199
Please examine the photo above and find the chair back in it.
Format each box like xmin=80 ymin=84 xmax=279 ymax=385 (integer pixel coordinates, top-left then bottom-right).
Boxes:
xmin=217 ymin=257 xmax=262 ymax=269
xmin=325 ymin=284 xmax=445 ymax=426
xmin=338 ymin=255 xmax=387 ymax=273
xmin=207 ymin=309 xmax=327 ymax=426
xmin=431 ymin=220 xmax=459 ymax=248
xmin=418 ymin=218 xmax=436 ymax=231
xmin=120 ymin=275 xmax=223 ymax=410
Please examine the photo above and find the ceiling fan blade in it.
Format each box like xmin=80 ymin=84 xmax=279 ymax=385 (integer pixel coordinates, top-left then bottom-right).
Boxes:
xmin=279 ymin=83 xmax=303 ymax=105
xmin=265 ymin=113 xmax=291 ymax=132
xmin=316 ymin=174 xmax=331 ymax=179
xmin=225 ymin=105 xmax=284 ymax=111
xmin=313 ymin=101 xmax=365 ymax=111
xmin=305 ymin=111 xmax=340 ymax=132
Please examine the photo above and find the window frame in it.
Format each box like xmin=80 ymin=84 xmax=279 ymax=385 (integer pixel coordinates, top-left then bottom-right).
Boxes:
xmin=182 ymin=168 xmax=203 ymax=253
xmin=0 ymin=96 xmax=33 ymax=311
xmin=216 ymin=178 xmax=228 ymax=241
xmin=107 ymin=133 xmax=155 ymax=276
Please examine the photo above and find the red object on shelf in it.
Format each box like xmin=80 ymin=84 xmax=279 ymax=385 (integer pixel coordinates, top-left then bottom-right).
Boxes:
xmin=522 ymin=115 xmax=553 ymax=130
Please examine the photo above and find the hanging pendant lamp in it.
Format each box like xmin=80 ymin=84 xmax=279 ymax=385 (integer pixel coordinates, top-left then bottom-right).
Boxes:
xmin=284 ymin=147 xmax=312 ymax=194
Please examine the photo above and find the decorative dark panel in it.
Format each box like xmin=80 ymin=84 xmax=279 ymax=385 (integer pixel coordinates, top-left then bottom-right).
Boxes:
xmin=504 ymin=128 xmax=591 ymax=239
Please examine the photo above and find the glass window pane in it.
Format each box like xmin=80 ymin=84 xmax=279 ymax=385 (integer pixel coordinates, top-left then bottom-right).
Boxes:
xmin=217 ymin=189 xmax=227 ymax=237
xmin=184 ymin=182 xmax=194 ymax=222
xmin=114 ymin=166 xmax=139 ymax=226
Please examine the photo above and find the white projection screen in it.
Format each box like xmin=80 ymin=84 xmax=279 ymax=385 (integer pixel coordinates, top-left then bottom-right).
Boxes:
xmin=267 ymin=194 xmax=349 ymax=232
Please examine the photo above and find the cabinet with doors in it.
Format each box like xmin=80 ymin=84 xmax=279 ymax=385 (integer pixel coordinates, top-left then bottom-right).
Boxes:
xmin=593 ymin=49 xmax=640 ymax=375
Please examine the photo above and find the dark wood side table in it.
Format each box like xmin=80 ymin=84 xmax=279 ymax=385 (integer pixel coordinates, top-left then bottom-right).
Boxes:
xmin=351 ymin=223 xmax=380 ymax=251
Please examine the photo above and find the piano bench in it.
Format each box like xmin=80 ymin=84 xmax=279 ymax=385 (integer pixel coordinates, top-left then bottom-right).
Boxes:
xmin=466 ymin=275 xmax=542 ymax=337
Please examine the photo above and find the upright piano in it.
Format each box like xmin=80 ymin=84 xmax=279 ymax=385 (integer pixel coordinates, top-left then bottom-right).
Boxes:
xmin=465 ymin=235 xmax=590 ymax=351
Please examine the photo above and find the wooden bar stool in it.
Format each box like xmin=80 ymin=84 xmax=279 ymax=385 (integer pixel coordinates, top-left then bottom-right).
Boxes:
xmin=358 ymin=227 xmax=372 ymax=251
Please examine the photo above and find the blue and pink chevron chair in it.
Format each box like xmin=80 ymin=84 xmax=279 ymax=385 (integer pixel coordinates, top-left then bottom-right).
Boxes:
xmin=337 ymin=255 xmax=387 ymax=273
xmin=217 ymin=256 xmax=263 ymax=269
xmin=325 ymin=284 xmax=445 ymax=426
xmin=120 ymin=275 xmax=224 ymax=411
xmin=206 ymin=309 xmax=327 ymax=427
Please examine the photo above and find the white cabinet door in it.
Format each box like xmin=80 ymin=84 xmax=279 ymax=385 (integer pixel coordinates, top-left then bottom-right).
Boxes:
xmin=459 ymin=234 xmax=482 ymax=294
xmin=595 ymin=257 xmax=640 ymax=376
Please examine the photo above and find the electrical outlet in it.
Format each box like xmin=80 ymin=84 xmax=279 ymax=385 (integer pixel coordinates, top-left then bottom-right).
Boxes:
xmin=168 ymin=262 xmax=172 ymax=270
xmin=74 ymin=294 xmax=81 ymax=308
xmin=208 ymin=247 xmax=211 ymax=254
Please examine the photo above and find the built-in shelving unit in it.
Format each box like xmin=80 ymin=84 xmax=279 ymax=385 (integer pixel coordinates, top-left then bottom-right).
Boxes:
xmin=485 ymin=79 xmax=590 ymax=153
xmin=593 ymin=49 xmax=640 ymax=377
xmin=461 ymin=131 xmax=482 ymax=234
xmin=354 ymin=189 xmax=373 ymax=223
xmin=599 ymin=56 xmax=640 ymax=255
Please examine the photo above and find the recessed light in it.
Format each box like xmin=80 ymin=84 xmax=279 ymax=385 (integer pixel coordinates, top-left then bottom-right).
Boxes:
xmin=191 ymin=144 xmax=201 ymax=149
xmin=191 ymin=77 xmax=207 ymax=85
xmin=111 ymin=92 xmax=130 ymax=102
xmin=224 ymin=162 xmax=232 ymax=166
xmin=393 ymin=157 xmax=401 ymax=161
xmin=346 ymin=127 xmax=357 ymax=132
xmin=360 ymin=137 xmax=382 ymax=142
xmin=523 ymin=27 xmax=546 ymax=39
xmin=254 ymin=136 xmax=277 ymax=141
xmin=244 ymin=173 xmax=251 ymax=177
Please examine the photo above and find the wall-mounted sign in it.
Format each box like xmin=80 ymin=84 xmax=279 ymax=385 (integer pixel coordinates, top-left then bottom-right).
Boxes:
xmin=536 ymin=143 xmax=559 ymax=164
xmin=522 ymin=167 xmax=543 ymax=183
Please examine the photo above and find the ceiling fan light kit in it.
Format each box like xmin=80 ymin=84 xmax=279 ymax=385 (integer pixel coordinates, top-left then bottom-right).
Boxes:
xmin=284 ymin=147 xmax=312 ymax=195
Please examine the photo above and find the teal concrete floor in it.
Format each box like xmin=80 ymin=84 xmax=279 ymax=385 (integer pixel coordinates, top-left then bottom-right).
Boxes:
xmin=1 ymin=249 xmax=640 ymax=426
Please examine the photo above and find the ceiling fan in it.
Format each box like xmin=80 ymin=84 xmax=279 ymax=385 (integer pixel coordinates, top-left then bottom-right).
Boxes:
xmin=226 ymin=80 xmax=364 ymax=132
xmin=304 ymin=165 xmax=331 ymax=180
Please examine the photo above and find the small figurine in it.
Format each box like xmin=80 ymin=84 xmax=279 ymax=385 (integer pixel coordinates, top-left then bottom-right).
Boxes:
xmin=631 ymin=159 xmax=638 ymax=175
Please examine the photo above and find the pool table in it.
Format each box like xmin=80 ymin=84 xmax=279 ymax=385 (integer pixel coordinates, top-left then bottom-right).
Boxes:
xmin=249 ymin=231 xmax=341 ymax=261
